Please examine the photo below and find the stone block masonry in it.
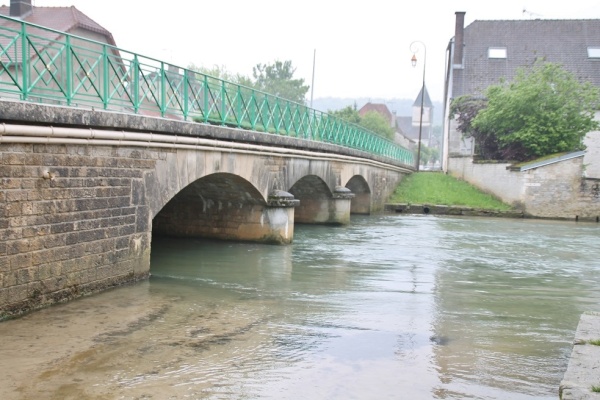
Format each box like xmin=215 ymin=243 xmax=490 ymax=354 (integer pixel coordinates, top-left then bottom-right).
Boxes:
xmin=0 ymin=143 xmax=154 ymax=319
xmin=448 ymin=154 xmax=600 ymax=221
xmin=560 ymin=312 xmax=600 ymax=399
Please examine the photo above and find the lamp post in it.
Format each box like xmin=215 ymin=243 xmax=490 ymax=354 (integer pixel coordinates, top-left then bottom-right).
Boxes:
xmin=410 ymin=41 xmax=426 ymax=172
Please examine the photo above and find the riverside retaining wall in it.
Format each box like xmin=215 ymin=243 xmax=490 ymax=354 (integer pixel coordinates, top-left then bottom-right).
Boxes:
xmin=384 ymin=203 xmax=525 ymax=218
xmin=448 ymin=154 xmax=600 ymax=221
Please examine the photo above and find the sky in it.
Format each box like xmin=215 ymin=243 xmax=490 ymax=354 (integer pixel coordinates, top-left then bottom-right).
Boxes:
xmin=31 ymin=0 xmax=600 ymax=103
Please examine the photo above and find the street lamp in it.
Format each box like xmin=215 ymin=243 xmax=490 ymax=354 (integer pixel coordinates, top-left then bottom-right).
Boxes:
xmin=410 ymin=41 xmax=426 ymax=172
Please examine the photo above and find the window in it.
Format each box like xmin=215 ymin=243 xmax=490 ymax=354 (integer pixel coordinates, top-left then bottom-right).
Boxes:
xmin=587 ymin=47 xmax=600 ymax=58
xmin=488 ymin=47 xmax=507 ymax=59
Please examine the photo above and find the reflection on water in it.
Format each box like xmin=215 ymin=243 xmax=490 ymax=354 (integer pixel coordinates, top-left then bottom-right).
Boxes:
xmin=0 ymin=215 xmax=598 ymax=399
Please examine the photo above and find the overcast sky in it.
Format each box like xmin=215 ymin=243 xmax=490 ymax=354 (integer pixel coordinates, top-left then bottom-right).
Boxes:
xmin=33 ymin=0 xmax=600 ymax=103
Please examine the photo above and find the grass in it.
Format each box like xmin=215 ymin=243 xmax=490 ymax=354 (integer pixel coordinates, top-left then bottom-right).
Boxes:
xmin=588 ymin=339 xmax=600 ymax=346
xmin=388 ymin=172 xmax=512 ymax=211
xmin=592 ymin=385 xmax=600 ymax=393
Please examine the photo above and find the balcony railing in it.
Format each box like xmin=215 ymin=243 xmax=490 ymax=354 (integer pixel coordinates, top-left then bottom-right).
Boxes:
xmin=0 ymin=14 xmax=414 ymax=166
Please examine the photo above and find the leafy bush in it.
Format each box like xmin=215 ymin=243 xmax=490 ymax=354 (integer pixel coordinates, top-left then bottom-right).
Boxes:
xmin=452 ymin=61 xmax=600 ymax=161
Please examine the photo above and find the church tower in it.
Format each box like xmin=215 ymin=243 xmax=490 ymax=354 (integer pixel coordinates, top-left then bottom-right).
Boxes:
xmin=412 ymin=85 xmax=433 ymax=144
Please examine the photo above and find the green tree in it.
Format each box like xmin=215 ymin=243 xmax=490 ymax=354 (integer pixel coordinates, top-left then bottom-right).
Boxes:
xmin=187 ymin=63 xmax=253 ymax=86
xmin=465 ymin=61 xmax=600 ymax=161
xmin=252 ymin=60 xmax=309 ymax=104
xmin=329 ymin=105 xmax=396 ymax=139
xmin=359 ymin=111 xmax=395 ymax=140
xmin=328 ymin=104 xmax=361 ymax=124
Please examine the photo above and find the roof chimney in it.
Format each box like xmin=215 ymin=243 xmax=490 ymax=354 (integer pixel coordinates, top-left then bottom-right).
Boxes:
xmin=10 ymin=0 xmax=32 ymax=18
xmin=453 ymin=11 xmax=466 ymax=65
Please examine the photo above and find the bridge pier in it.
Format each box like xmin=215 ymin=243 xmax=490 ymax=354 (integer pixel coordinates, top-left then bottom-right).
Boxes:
xmin=152 ymin=190 xmax=300 ymax=245
xmin=264 ymin=191 xmax=301 ymax=244
xmin=294 ymin=186 xmax=355 ymax=225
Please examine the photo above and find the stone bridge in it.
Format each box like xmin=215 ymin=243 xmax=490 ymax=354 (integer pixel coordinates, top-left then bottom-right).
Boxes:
xmin=0 ymin=101 xmax=412 ymax=319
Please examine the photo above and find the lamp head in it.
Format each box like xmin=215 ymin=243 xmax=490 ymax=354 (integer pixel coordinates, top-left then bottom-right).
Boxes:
xmin=411 ymin=54 xmax=417 ymax=67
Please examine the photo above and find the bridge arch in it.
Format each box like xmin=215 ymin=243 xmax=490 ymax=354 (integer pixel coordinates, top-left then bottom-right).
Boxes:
xmin=152 ymin=172 xmax=284 ymax=242
xmin=288 ymin=175 xmax=335 ymax=224
xmin=345 ymin=175 xmax=372 ymax=215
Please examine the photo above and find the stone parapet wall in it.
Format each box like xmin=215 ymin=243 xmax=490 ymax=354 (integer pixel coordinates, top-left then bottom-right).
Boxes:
xmin=448 ymin=157 xmax=522 ymax=204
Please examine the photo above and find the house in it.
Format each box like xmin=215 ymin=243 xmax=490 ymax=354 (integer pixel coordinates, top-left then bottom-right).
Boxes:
xmin=358 ymin=102 xmax=410 ymax=148
xmin=0 ymin=0 xmax=116 ymax=45
xmin=358 ymin=102 xmax=395 ymax=127
xmin=442 ymin=12 xmax=600 ymax=172
xmin=441 ymin=12 xmax=600 ymax=219
xmin=0 ymin=0 xmax=121 ymax=108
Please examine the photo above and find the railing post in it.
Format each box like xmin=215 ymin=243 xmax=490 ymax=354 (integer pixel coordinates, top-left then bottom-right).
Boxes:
xmin=133 ymin=54 xmax=140 ymax=113
xmin=160 ymin=62 xmax=166 ymax=117
xmin=20 ymin=20 xmax=28 ymax=100
xmin=203 ymin=74 xmax=208 ymax=123
xmin=235 ymin=84 xmax=242 ymax=128
xmin=102 ymin=44 xmax=108 ymax=109
xmin=262 ymin=93 xmax=268 ymax=132
xmin=250 ymin=90 xmax=256 ymax=130
xmin=183 ymin=69 xmax=189 ymax=120
xmin=220 ymin=80 xmax=226 ymax=125
xmin=65 ymin=35 xmax=72 ymax=105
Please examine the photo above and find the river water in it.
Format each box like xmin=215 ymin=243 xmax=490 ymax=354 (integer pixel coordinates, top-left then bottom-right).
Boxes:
xmin=1 ymin=215 xmax=599 ymax=400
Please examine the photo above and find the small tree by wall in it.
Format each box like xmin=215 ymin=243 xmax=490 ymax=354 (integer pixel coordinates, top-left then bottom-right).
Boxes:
xmin=451 ymin=61 xmax=600 ymax=161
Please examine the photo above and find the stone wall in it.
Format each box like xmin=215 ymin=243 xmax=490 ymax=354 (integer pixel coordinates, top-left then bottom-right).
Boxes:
xmin=0 ymin=143 xmax=154 ymax=319
xmin=559 ymin=311 xmax=600 ymax=399
xmin=448 ymin=155 xmax=600 ymax=220
xmin=448 ymin=156 xmax=522 ymax=203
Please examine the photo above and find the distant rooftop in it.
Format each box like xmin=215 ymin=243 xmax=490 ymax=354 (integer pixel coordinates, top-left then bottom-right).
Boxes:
xmin=0 ymin=4 xmax=116 ymax=47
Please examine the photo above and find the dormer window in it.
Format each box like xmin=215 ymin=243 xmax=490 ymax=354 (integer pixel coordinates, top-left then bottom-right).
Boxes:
xmin=488 ymin=47 xmax=507 ymax=59
xmin=587 ymin=47 xmax=600 ymax=58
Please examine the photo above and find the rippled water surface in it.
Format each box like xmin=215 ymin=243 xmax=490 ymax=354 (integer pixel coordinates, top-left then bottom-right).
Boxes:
xmin=1 ymin=215 xmax=599 ymax=399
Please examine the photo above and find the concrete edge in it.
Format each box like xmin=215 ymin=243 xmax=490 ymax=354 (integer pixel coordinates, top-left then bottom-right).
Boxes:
xmin=560 ymin=311 xmax=600 ymax=400
xmin=383 ymin=203 xmax=525 ymax=218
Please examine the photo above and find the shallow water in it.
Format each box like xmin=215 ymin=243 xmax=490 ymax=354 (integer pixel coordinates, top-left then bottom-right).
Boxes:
xmin=1 ymin=215 xmax=599 ymax=399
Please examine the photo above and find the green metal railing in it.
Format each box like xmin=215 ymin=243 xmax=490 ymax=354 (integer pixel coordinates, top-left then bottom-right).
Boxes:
xmin=0 ymin=15 xmax=414 ymax=166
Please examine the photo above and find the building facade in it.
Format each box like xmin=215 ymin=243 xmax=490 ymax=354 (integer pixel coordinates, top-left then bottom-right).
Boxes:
xmin=441 ymin=12 xmax=600 ymax=218
xmin=442 ymin=12 xmax=600 ymax=172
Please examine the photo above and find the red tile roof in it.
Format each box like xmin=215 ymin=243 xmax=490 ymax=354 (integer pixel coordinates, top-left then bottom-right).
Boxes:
xmin=0 ymin=6 xmax=116 ymax=47
xmin=358 ymin=102 xmax=393 ymax=122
